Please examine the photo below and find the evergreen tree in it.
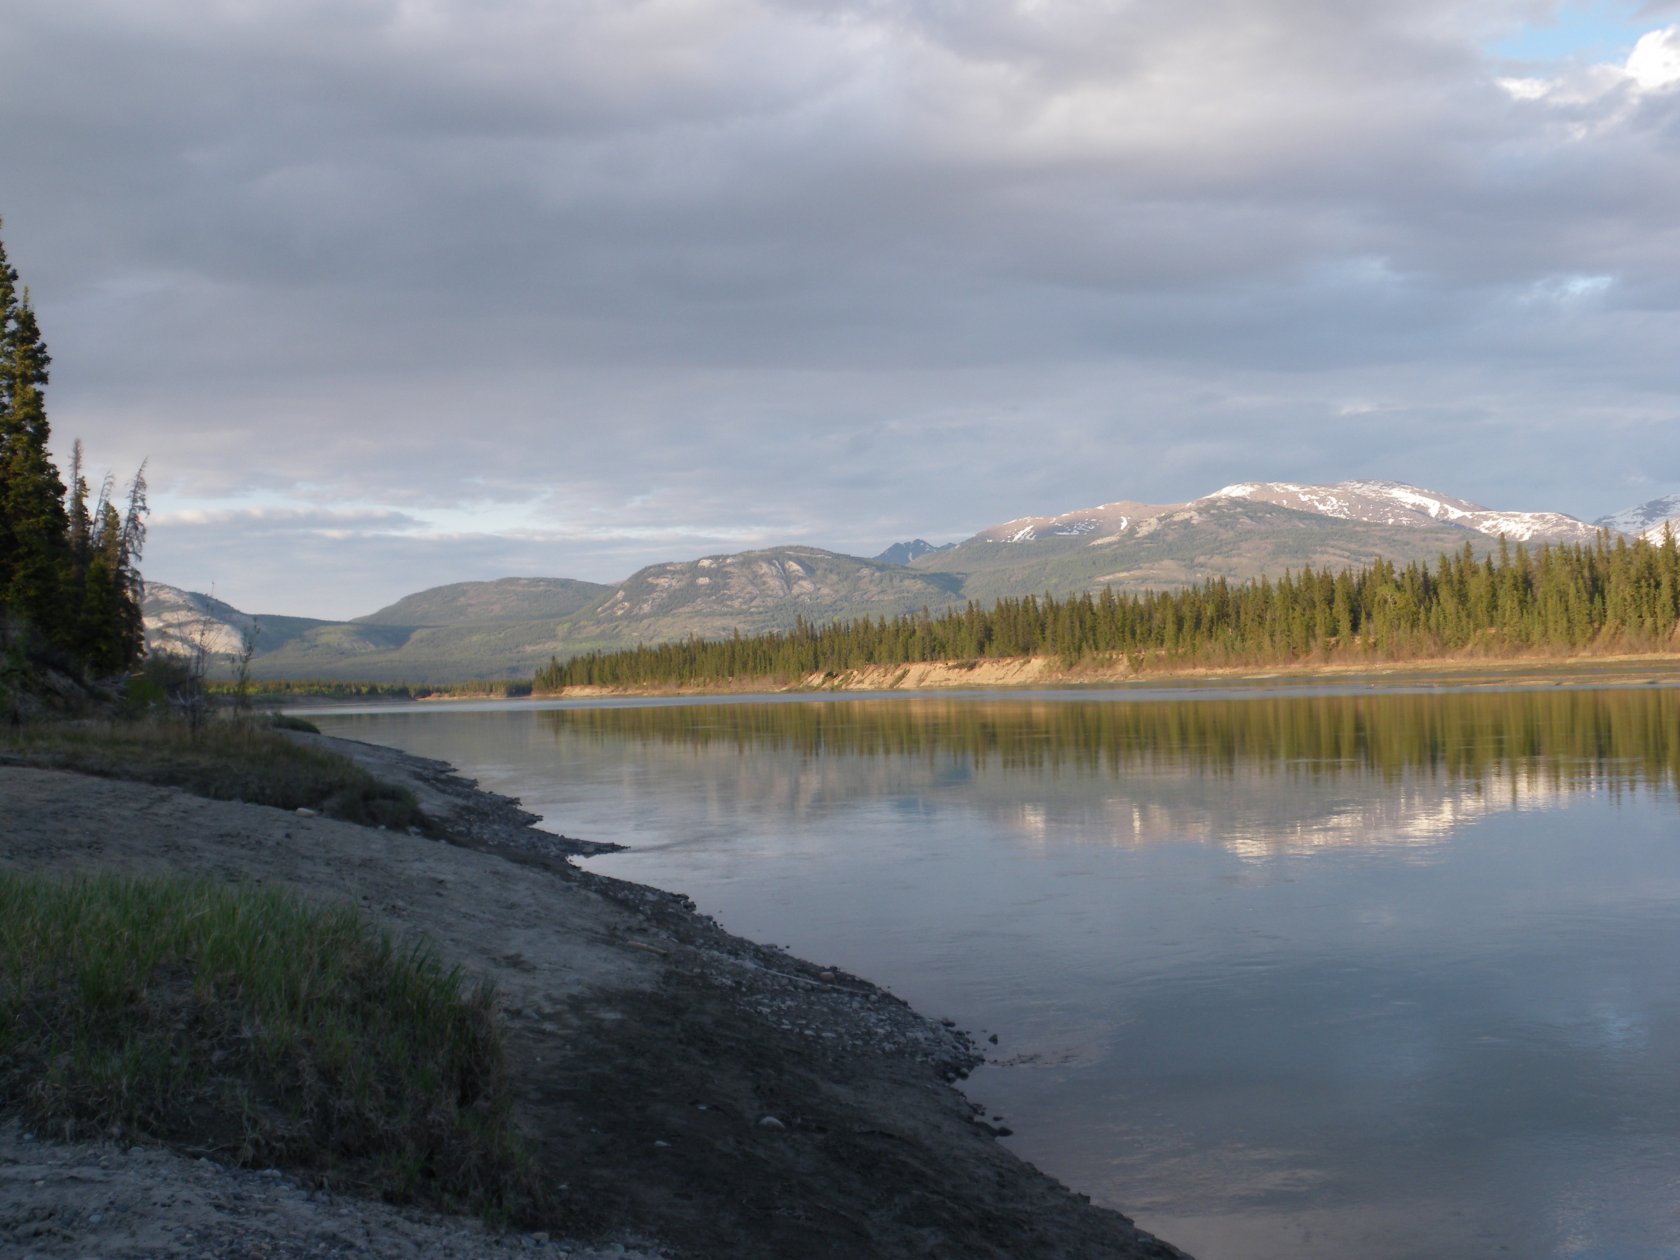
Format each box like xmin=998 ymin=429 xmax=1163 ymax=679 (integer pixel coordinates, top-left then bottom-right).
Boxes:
xmin=0 ymin=226 xmax=70 ymax=644
xmin=533 ymin=529 xmax=1680 ymax=692
xmin=0 ymin=220 xmax=147 ymax=678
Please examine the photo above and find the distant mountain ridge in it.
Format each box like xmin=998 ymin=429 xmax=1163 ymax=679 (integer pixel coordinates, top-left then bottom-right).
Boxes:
xmin=145 ymin=584 xmax=338 ymax=661
xmin=911 ymin=496 xmax=1474 ymax=603
xmin=594 ymin=547 xmax=963 ymax=637
xmin=904 ymin=479 xmax=1622 ymax=604
xmin=143 ymin=547 xmax=964 ymax=682
xmin=1207 ymin=480 xmax=1603 ymax=543
xmin=357 ymin=577 xmax=610 ymax=627
xmin=1595 ymin=492 xmax=1680 ymax=543
xmin=965 ymin=480 xmax=1604 ymax=549
xmin=144 ymin=478 xmax=1674 ymax=682
xmin=874 ymin=539 xmax=956 ymax=565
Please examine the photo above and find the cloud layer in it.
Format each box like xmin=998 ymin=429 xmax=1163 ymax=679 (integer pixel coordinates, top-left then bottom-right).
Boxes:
xmin=6 ymin=0 xmax=1679 ymax=616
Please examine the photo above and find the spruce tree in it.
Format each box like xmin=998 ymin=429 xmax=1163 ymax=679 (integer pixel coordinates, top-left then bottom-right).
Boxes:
xmin=0 ymin=224 xmax=71 ymax=649
xmin=112 ymin=464 xmax=148 ymax=667
xmin=0 ymin=220 xmax=146 ymax=677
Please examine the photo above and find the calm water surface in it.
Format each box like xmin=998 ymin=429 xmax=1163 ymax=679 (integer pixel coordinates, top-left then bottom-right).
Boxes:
xmin=304 ymin=688 xmax=1680 ymax=1260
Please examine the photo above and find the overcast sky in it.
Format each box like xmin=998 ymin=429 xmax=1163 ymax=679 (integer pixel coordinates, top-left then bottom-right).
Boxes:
xmin=6 ymin=0 xmax=1680 ymax=618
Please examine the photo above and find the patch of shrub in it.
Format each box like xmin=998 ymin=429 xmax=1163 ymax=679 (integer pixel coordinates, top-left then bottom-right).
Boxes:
xmin=0 ymin=873 xmax=545 ymax=1222
xmin=2 ymin=718 xmax=427 ymax=832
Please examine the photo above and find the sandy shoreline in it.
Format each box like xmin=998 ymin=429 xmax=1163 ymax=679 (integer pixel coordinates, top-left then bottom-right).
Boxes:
xmin=536 ymin=650 xmax=1680 ymax=700
xmin=1 ymin=733 xmax=1189 ymax=1259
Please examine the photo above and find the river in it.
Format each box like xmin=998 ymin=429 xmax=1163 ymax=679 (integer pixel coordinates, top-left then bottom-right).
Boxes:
xmin=301 ymin=685 xmax=1680 ymax=1260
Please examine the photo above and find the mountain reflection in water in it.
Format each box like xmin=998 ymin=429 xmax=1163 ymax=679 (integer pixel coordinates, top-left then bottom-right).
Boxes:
xmin=306 ymin=686 xmax=1680 ymax=1260
xmin=534 ymin=689 xmax=1679 ymax=857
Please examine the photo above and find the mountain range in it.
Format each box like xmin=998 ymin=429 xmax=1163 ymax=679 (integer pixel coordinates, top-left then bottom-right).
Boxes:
xmin=1596 ymin=492 xmax=1680 ymax=541
xmin=144 ymin=479 xmax=1680 ymax=682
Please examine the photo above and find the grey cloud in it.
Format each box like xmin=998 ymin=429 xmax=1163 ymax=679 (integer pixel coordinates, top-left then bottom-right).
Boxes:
xmin=147 ymin=529 xmax=563 ymax=621
xmin=152 ymin=506 xmax=427 ymax=533
xmin=7 ymin=0 xmax=1680 ymax=615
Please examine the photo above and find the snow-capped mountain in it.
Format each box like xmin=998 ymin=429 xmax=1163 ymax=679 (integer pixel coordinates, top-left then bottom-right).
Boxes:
xmin=902 ymin=479 xmax=1638 ymax=604
xmin=1205 ymin=480 xmax=1602 ymax=544
xmin=149 ymin=476 xmax=1677 ymax=682
xmin=971 ymin=500 xmax=1179 ymax=545
xmin=1594 ymin=493 xmax=1680 ymax=543
xmin=963 ymin=480 xmax=1603 ymax=551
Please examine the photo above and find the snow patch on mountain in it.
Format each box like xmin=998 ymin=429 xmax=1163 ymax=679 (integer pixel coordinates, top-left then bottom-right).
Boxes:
xmin=1595 ymin=493 xmax=1680 ymax=543
xmin=975 ymin=501 xmax=1178 ymax=546
xmin=1207 ymin=480 xmax=1600 ymax=543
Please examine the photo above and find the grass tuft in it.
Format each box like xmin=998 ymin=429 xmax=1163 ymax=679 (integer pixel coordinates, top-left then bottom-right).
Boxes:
xmin=0 ymin=872 xmax=545 ymax=1222
xmin=1 ymin=717 xmax=424 ymax=831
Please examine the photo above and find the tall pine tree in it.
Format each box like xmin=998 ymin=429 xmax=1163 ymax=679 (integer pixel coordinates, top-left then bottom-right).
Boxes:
xmin=0 ymin=219 xmax=146 ymax=676
xmin=0 ymin=224 xmax=71 ymax=646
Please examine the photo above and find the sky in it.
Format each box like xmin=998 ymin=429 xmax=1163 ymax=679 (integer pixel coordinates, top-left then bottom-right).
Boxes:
xmin=5 ymin=0 xmax=1680 ymax=619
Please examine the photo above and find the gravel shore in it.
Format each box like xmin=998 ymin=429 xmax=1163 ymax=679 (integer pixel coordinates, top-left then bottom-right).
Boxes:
xmin=0 ymin=734 xmax=1190 ymax=1259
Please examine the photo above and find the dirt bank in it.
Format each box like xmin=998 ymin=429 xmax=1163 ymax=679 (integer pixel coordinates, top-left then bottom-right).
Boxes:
xmin=0 ymin=735 xmax=1189 ymax=1260
xmin=547 ymin=651 xmax=1680 ymax=699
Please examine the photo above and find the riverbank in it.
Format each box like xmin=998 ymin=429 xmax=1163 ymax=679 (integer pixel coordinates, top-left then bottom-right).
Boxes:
xmin=541 ymin=650 xmax=1680 ymax=699
xmin=0 ymin=733 xmax=1189 ymax=1259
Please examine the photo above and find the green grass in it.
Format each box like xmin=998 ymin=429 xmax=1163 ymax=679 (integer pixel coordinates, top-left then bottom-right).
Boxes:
xmin=1 ymin=716 xmax=425 ymax=831
xmin=0 ymin=872 xmax=544 ymax=1221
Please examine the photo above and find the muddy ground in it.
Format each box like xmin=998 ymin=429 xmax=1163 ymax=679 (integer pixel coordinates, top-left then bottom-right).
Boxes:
xmin=0 ymin=734 xmax=1189 ymax=1259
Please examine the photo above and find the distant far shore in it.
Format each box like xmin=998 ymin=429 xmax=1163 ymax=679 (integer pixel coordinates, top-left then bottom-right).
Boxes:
xmin=534 ymin=651 xmax=1680 ymax=700
xmin=243 ymin=651 xmax=1680 ymax=708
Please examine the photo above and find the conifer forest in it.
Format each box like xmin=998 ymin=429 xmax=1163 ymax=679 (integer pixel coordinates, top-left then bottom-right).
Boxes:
xmin=537 ymin=533 xmax=1680 ymax=690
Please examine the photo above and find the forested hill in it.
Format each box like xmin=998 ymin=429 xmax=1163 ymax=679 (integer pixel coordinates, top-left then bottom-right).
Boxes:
xmin=144 ymin=480 xmax=1679 ymax=684
xmin=144 ymin=549 xmax=969 ymax=683
xmin=356 ymin=578 xmax=610 ymax=626
xmin=537 ymin=535 xmax=1680 ymax=690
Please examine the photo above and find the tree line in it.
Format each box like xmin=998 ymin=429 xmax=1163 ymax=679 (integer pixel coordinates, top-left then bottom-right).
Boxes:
xmin=208 ymin=679 xmax=536 ymax=701
xmin=535 ymin=532 xmax=1680 ymax=690
xmin=0 ymin=222 xmax=147 ymax=680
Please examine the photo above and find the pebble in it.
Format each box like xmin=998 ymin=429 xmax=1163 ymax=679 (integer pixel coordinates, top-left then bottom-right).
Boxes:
xmin=757 ymin=1116 xmax=786 ymax=1130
